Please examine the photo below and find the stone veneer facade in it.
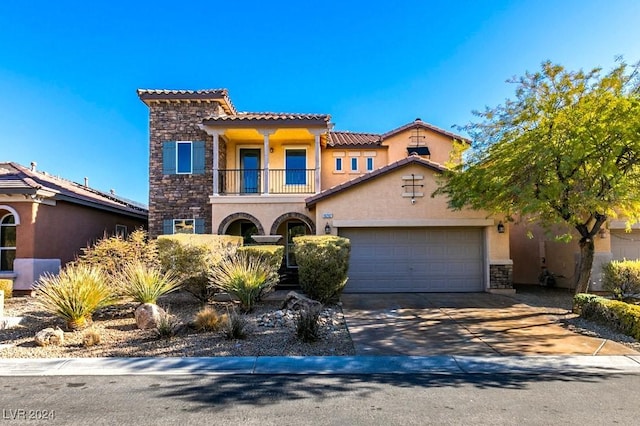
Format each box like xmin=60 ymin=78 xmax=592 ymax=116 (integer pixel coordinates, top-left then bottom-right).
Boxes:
xmin=146 ymin=102 xmax=226 ymax=237
xmin=489 ymin=263 xmax=513 ymax=290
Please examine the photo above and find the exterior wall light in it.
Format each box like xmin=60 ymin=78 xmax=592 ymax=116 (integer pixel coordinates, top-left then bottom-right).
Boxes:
xmin=324 ymin=223 xmax=331 ymax=234
xmin=497 ymin=221 xmax=505 ymax=234
xmin=599 ymin=228 xmax=607 ymax=239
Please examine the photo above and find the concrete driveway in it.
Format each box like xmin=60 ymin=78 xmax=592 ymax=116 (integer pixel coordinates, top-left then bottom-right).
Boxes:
xmin=341 ymin=292 xmax=639 ymax=356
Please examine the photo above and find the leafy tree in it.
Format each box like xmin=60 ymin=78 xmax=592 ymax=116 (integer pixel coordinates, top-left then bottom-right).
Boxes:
xmin=436 ymin=60 xmax=640 ymax=294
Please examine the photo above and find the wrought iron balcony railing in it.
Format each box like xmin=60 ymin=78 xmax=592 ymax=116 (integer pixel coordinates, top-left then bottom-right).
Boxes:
xmin=218 ymin=169 xmax=315 ymax=194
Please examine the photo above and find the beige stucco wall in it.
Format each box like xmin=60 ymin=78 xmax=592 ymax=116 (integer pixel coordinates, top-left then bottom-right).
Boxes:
xmin=510 ymin=219 xmax=611 ymax=289
xmin=310 ymin=163 xmax=509 ymax=262
xmin=383 ymin=128 xmax=458 ymax=165
xmin=210 ymin=196 xmax=313 ymax=236
xmin=320 ymin=148 xmax=388 ymax=190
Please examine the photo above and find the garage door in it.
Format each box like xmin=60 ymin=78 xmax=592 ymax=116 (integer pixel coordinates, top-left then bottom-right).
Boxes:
xmin=611 ymin=230 xmax=640 ymax=261
xmin=340 ymin=227 xmax=484 ymax=293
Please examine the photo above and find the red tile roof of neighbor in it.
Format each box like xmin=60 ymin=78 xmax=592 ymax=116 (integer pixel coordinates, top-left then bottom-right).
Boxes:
xmin=0 ymin=162 xmax=148 ymax=219
xmin=305 ymin=155 xmax=448 ymax=207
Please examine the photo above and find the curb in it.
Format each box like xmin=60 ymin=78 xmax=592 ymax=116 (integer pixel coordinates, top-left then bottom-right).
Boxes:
xmin=1 ymin=355 xmax=640 ymax=376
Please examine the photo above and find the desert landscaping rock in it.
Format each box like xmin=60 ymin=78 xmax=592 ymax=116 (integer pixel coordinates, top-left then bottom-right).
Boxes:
xmin=34 ymin=327 xmax=64 ymax=347
xmin=281 ymin=291 xmax=323 ymax=311
xmin=0 ymin=290 xmax=355 ymax=358
xmin=135 ymin=303 xmax=165 ymax=329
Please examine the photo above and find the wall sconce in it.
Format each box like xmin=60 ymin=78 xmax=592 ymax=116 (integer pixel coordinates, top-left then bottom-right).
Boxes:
xmin=599 ymin=228 xmax=607 ymax=239
xmin=497 ymin=221 xmax=505 ymax=234
xmin=269 ymin=147 xmax=274 ymax=153
xmin=324 ymin=223 xmax=331 ymax=234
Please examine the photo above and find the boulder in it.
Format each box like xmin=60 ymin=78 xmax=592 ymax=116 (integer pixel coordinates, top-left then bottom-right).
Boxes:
xmin=135 ymin=303 xmax=165 ymax=329
xmin=281 ymin=291 xmax=322 ymax=311
xmin=34 ymin=327 xmax=65 ymax=347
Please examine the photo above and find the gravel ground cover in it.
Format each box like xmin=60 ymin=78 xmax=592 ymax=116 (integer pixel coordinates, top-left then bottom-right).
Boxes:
xmin=0 ymin=290 xmax=355 ymax=358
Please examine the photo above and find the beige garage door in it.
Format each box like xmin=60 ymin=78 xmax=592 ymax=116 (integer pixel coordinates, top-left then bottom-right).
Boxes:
xmin=340 ymin=227 xmax=485 ymax=293
xmin=611 ymin=230 xmax=640 ymax=261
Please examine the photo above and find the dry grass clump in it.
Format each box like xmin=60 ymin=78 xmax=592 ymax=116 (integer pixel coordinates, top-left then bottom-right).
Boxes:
xmin=193 ymin=306 xmax=228 ymax=332
xmin=82 ymin=329 xmax=102 ymax=347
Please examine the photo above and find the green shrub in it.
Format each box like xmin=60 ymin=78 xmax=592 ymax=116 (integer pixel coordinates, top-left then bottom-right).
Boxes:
xmin=237 ymin=245 xmax=284 ymax=299
xmin=0 ymin=279 xmax=12 ymax=298
xmin=208 ymin=251 xmax=278 ymax=312
xmin=293 ymin=235 xmax=350 ymax=303
xmin=602 ymin=260 xmax=640 ymax=299
xmin=77 ymin=229 xmax=158 ymax=277
xmin=193 ymin=306 xmax=228 ymax=332
xmin=223 ymin=309 xmax=247 ymax=339
xmin=580 ymin=295 xmax=640 ymax=340
xmin=35 ymin=264 xmax=117 ymax=330
xmin=116 ymin=260 xmax=181 ymax=304
xmin=157 ymin=235 xmax=242 ymax=303
xmin=296 ymin=308 xmax=321 ymax=342
xmin=573 ymin=293 xmax=601 ymax=314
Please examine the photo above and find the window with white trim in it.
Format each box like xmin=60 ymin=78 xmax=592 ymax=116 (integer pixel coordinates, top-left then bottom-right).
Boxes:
xmin=366 ymin=157 xmax=374 ymax=171
xmin=0 ymin=214 xmax=16 ymax=271
xmin=350 ymin=157 xmax=358 ymax=172
xmin=335 ymin=157 xmax=343 ymax=172
xmin=162 ymin=140 xmax=205 ymax=175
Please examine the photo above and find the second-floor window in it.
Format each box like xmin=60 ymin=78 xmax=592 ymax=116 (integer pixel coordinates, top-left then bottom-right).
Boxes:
xmin=366 ymin=157 xmax=374 ymax=171
xmin=350 ymin=157 xmax=358 ymax=172
xmin=285 ymin=149 xmax=307 ymax=185
xmin=162 ymin=140 xmax=205 ymax=175
xmin=335 ymin=157 xmax=343 ymax=171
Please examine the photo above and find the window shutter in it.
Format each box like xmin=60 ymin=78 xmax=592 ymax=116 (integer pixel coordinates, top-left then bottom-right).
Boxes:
xmin=163 ymin=219 xmax=174 ymax=235
xmin=192 ymin=141 xmax=205 ymax=175
xmin=162 ymin=142 xmax=176 ymax=174
xmin=195 ymin=218 xmax=205 ymax=234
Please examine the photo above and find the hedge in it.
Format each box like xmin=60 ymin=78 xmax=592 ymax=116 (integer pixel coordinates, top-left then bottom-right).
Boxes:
xmin=575 ymin=293 xmax=640 ymax=340
xmin=293 ymin=235 xmax=350 ymax=303
xmin=0 ymin=279 xmax=12 ymax=298
xmin=601 ymin=259 xmax=640 ymax=299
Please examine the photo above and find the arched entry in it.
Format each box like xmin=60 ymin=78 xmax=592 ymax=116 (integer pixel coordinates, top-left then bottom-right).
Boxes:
xmin=218 ymin=212 xmax=264 ymax=245
xmin=270 ymin=213 xmax=315 ymax=268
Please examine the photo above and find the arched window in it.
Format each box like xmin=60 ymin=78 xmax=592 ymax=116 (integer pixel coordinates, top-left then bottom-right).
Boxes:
xmin=0 ymin=214 xmax=16 ymax=271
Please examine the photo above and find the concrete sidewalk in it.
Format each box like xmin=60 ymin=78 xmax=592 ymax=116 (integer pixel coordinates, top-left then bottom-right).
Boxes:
xmin=1 ymin=355 xmax=640 ymax=376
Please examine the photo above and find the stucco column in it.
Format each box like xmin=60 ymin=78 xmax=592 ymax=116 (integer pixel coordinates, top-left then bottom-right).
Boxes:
xmin=198 ymin=126 xmax=224 ymax=196
xmin=258 ymin=129 xmax=276 ymax=194
xmin=310 ymin=129 xmax=324 ymax=194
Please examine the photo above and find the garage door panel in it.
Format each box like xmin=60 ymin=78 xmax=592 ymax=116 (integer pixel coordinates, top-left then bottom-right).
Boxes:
xmin=341 ymin=227 xmax=484 ymax=293
xmin=612 ymin=231 xmax=640 ymax=261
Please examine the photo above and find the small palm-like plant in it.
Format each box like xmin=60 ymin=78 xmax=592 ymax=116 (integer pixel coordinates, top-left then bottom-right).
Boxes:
xmin=36 ymin=264 xmax=116 ymax=330
xmin=116 ymin=261 xmax=181 ymax=305
xmin=208 ymin=252 xmax=277 ymax=312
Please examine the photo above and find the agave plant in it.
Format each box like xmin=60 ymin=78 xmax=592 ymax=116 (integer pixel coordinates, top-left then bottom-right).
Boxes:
xmin=208 ymin=251 xmax=277 ymax=312
xmin=35 ymin=263 xmax=116 ymax=330
xmin=116 ymin=260 xmax=181 ymax=305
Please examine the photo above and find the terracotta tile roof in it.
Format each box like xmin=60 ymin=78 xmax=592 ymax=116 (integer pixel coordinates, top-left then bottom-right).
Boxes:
xmin=382 ymin=118 xmax=471 ymax=144
xmin=137 ymin=89 xmax=237 ymax=114
xmin=306 ymin=155 xmax=448 ymax=207
xmin=327 ymin=131 xmax=383 ymax=148
xmin=0 ymin=163 xmax=148 ymax=218
xmin=203 ymin=111 xmax=331 ymax=127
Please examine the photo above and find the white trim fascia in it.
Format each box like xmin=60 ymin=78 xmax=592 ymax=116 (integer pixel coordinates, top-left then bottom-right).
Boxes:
xmin=209 ymin=195 xmax=307 ymax=204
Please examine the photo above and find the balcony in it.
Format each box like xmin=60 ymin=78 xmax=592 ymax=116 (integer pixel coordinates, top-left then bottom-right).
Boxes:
xmin=218 ymin=169 xmax=316 ymax=195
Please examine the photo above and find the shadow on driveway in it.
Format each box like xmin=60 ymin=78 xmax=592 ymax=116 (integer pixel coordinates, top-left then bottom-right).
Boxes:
xmin=340 ymin=291 xmax=638 ymax=356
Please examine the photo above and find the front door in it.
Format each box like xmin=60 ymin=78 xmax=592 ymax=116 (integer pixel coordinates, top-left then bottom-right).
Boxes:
xmin=240 ymin=149 xmax=261 ymax=194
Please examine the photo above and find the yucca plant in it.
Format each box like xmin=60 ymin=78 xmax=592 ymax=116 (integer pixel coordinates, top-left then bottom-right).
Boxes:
xmin=208 ymin=252 xmax=277 ymax=312
xmin=35 ymin=264 xmax=116 ymax=330
xmin=223 ymin=308 xmax=247 ymax=339
xmin=116 ymin=260 xmax=181 ymax=305
xmin=155 ymin=308 xmax=181 ymax=339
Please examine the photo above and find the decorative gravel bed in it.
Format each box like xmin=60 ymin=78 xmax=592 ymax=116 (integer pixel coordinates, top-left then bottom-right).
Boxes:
xmin=0 ymin=290 xmax=355 ymax=358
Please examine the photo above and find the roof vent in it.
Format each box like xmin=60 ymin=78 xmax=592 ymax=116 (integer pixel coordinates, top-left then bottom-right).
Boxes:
xmin=30 ymin=161 xmax=37 ymax=172
xmin=415 ymin=117 xmax=422 ymax=122
xmin=110 ymin=189 xmax=116 ymax=195
xmin=84 ymin=177 xmax=89 ymax=187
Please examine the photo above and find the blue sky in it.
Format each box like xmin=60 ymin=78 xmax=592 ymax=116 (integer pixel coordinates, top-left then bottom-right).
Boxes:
xmin=1 ymin=1 xmax=639 ymax=204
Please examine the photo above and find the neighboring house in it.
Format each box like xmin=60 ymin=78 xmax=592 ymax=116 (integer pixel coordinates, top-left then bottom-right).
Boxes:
xmin=138 ymin=89 xmax=512 ymax=293
xmin=0 ymin=162 xmax=148 ymax=294
xmin=510 ymin=220 xmax=640 ymax=291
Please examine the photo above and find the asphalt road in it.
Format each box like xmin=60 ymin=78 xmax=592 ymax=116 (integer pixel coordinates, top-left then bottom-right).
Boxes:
xmin=2 ymin=373 xmax=640 ymax=425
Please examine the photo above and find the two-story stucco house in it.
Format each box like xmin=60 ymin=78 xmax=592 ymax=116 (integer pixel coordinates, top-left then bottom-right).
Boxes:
xmin=138 ymin=89 xmax=512 ymax=293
